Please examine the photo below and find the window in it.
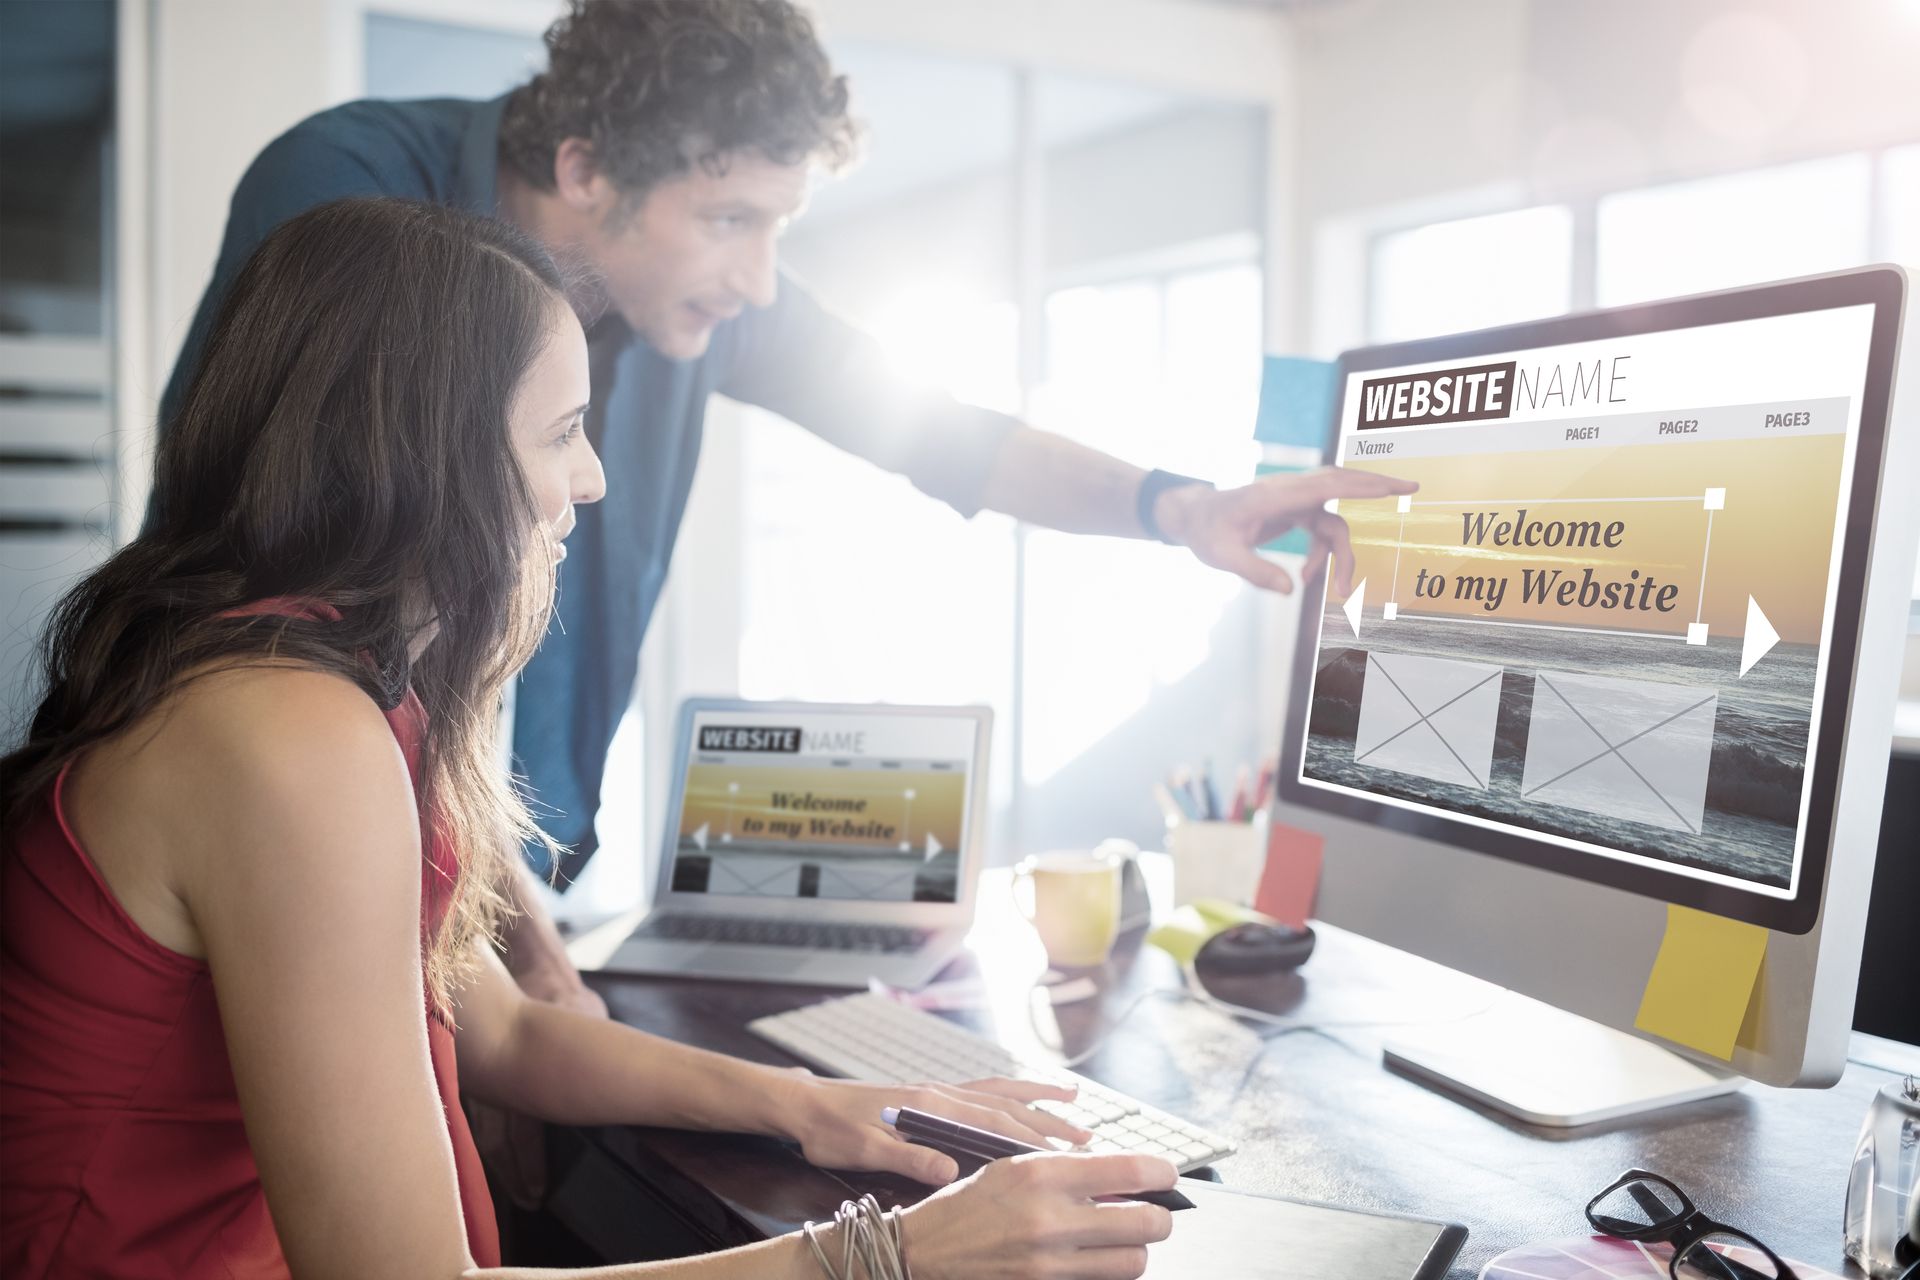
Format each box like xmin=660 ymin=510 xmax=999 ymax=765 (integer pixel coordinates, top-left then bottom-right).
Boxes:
xmin=735 ymin=259 xmax=1267 ymax=843
xmin=735 ymin=279 xmax=1019 ymax=714
xmin=1369 ymin=206 xmax=1573 ymax=344
xmin=1595 ymin=155 xmax=1873 ymax=307
xmin=734 ymin=43 xmax=1026 ymax=847
xmin=733 ymin=53 xmax=1269 ymax=860
xmin=735 ymin=403 xmax=1021 ymax=831
xmin=1021 ymin=261 xmax=1260 ymax=787
xmin=735 ymin=287 xmax=1022 ymax=717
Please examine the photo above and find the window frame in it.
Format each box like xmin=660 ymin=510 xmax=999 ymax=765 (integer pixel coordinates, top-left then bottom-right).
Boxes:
xmin=1361 ymin=144 xmax=1917 ymax=344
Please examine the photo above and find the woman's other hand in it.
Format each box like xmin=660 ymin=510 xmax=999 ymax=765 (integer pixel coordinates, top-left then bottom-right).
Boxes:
xmin=900 ymin=1151 xmax=1178 ymax=1280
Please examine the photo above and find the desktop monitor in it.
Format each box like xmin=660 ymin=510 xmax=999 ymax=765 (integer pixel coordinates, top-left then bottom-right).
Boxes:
xmin=1273 ymin=266 xmax=1912 ymax=1122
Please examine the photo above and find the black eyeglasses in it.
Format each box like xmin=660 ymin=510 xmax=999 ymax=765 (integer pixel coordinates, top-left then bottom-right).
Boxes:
xmin=1586 ymin=1169 xmax=1799 ymax=1280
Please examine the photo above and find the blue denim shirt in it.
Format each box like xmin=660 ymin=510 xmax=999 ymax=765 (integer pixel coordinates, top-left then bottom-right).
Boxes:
xmin=158 ymin=96 xmax=1016 ymax=880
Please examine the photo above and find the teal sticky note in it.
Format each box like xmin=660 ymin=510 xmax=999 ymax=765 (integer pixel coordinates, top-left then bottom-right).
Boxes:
xmin=1254 ymin=356 xmax=1338 ymax=448
xmin=1255 ymin=462 xmax=1312 ymax=555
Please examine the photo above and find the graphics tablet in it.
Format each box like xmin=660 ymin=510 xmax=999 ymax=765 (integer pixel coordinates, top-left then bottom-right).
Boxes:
xmin=1146 ymin=1179 xmax=1466 ymax=1279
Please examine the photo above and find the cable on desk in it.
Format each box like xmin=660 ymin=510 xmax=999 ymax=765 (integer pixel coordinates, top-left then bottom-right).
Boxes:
xmin=1025 ymin=965 xmax=1502 ymax=1072
xmin=1178 ymin=961 xmax=1504 ymax=1032
xmin=1043 ymin=985 xmax=1177 ymax=1069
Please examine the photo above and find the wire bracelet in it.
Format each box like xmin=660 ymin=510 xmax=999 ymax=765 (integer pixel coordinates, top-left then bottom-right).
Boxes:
xmin=803 ymin=1192 xmax=910 ymax=1280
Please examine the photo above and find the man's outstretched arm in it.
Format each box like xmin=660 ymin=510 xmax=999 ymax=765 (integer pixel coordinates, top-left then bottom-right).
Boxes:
xmin=719 ymin=276 xmax=1415 ymax=597
xmin=977 ymin=424 xmax=1417 ymax=596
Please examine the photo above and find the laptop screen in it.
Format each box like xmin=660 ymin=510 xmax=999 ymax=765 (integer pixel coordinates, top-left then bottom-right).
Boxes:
xmin=1294 ymin=300 xmax=1878 ymax=900
xmin=667 ymin=706 xmax=982 ymax=904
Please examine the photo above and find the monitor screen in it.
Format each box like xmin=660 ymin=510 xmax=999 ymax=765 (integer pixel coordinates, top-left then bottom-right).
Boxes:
xmin=1294 ymin=301 xmax=1879 ymax=902
xmin=666 ymin=707 xmax=981 ymax=903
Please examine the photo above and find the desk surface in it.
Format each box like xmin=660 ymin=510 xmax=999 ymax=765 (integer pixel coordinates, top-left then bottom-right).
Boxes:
xmin=561 ymin=870 xmax=1910 ymax=1278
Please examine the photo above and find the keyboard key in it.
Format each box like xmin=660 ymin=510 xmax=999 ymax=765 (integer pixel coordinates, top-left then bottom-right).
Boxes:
xmin=1034 ymin=1102 xmax=1098 ymax=1129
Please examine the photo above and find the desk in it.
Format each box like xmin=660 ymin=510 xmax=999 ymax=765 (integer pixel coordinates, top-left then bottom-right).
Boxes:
xmin=555 ymin=864 xmax=1912 ymax=1277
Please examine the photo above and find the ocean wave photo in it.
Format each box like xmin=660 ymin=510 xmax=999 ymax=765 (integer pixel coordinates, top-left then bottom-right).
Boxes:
xmin=1302 ymin=607 xmax=1816 ymax=887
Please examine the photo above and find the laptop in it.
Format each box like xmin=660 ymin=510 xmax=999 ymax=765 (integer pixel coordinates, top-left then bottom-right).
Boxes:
xmin=602 ymin=698 xmax=993 ymax=988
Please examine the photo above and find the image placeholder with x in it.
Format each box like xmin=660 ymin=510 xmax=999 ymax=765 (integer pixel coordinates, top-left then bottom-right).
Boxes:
xmin=1353 ymin=652 xmax=1506 ymax=791
xmin=1520 ymin=670 xmax=1718 ymax=835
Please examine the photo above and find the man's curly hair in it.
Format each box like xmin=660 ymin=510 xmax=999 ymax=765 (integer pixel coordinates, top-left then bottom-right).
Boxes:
xmin=499 ymin=0 xmax=860 ymax=199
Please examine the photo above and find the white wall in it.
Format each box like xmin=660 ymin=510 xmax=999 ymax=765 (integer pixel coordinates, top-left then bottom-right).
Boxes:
xmin=148 ymin=0 xmax=351 ymax=374
xmin=1294 ymin=0 xmax=1920 ymax=217
xmin=95 ymin=1 xmax=355 ymax=539
xmin=1521 ymin=0 xmax=1920 ymax=194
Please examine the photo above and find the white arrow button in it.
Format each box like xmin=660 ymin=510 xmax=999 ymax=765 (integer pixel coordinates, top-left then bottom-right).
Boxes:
xmin=1740 ymin=596 xmax=1779 ymax=677
xmin=1342 ymin=577 xmax=1367 ymax=641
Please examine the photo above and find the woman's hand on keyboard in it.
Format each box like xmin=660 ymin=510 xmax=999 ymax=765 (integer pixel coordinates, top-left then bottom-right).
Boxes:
xmin=899 ymin=1151 xmax=1177 ymax=1280
xmin=784 ymin=1074 xmax=1094 ymax=1184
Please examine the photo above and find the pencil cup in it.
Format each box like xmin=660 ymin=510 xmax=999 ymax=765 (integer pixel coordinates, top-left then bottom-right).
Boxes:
xmin=1165 ymin=814 xmax=1268 ymax=908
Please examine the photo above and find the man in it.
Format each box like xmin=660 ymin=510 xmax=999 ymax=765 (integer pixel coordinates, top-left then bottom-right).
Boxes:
xmin=160 ymin=0 xmax=1411 ymax=1014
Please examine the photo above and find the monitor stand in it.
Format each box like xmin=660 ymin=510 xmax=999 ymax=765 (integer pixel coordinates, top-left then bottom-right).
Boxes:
xmin=1382 ymin=989 xmax=1743 ymax=1127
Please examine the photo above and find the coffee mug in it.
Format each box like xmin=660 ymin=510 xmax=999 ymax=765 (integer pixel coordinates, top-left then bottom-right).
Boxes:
xmin=1014 ymin=849 xmax=1123 ymax=968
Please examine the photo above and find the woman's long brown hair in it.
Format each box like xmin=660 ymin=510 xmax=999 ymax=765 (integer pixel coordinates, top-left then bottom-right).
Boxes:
xmin=2 ymin=198 xmax=569 ymax=1011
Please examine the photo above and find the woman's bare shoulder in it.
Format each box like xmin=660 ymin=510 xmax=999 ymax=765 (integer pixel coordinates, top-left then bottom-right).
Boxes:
xmin=110 ymin=661 xmax=403 ymax=785
xmin=67 ymin=662 xmax=419 ymax=955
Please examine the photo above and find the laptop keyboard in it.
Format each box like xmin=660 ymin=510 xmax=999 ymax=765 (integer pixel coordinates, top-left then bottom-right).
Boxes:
xmin=749 ymin=992 xmax=1238 ymax=1173
xmin=632 ymin=914 xmax=932 ymax=955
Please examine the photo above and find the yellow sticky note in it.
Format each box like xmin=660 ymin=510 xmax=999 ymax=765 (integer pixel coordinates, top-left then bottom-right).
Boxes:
xmin=1634 ymin=904 xmax=1769 ymax=1060
xmin=1148 ymin=900 xmax=1277 ymax=965
xmin=1189 ymin=899 xmax=1277 ymax=932
xmin=1146 ymin=905 xmax=1216 ymax=965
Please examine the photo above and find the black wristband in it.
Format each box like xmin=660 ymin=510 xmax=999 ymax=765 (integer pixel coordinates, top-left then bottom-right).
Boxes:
xmin=1136 ymin=469 xmax=1213 ymax=544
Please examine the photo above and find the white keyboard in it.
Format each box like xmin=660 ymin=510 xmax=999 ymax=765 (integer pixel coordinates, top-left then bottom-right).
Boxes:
xmin=748 ymin=992 xmax=1236 ymax=1173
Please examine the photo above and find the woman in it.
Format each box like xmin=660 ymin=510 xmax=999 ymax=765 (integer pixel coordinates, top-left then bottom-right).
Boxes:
xmin=0 ymin=199 xmax=1174 ymax=1279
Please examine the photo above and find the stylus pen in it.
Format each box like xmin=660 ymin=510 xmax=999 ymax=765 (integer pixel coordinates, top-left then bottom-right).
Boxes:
xmin=882 ymin=1107 xmax=1195 ymax=1210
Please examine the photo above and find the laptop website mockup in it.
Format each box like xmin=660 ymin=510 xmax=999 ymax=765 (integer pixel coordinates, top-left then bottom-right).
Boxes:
xmin=665 ymin=705 xmax=983 ymax=907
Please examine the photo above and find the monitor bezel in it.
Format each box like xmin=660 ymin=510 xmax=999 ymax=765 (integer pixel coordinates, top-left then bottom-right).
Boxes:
xmin=1276 ymin=265 xmax=1906 ymax=936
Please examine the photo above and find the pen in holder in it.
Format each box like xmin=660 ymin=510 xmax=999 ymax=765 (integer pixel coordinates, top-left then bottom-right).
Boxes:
xmin=1164 ymin=811 xmax=1269 ymax=909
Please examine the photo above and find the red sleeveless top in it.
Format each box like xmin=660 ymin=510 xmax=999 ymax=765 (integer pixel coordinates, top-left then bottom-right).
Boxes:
xmin=0 ymin=612 xmax=500 ymax=1276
